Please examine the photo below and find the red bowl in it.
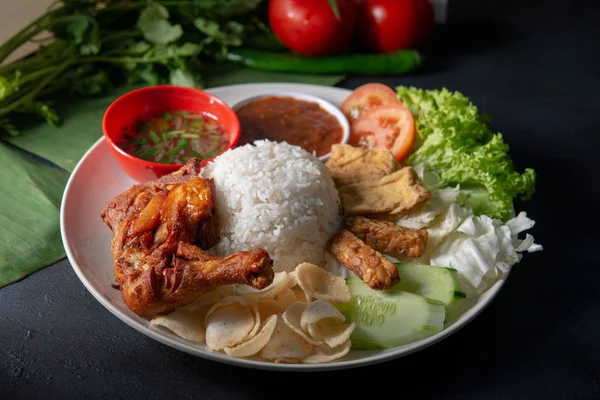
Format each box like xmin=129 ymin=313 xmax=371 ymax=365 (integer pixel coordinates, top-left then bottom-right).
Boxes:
xmin=102 ymin=85 xmax=240 ymax=183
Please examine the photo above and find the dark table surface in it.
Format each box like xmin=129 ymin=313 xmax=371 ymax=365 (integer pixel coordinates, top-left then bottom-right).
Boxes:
xmin=2 ymin=0 xmax=599 ymax=399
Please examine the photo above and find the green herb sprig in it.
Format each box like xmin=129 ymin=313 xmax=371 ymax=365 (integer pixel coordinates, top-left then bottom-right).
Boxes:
xmin=0 ymin=0 xmax=265 ymax=136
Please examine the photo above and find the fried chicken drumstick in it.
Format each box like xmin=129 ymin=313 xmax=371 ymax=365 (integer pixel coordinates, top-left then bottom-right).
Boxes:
xmin=101 ymin=159 xmax=274 ymax=318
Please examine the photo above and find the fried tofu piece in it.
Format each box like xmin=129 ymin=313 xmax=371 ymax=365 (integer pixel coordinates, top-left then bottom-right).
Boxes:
xmin=327 ymin=230 xmax=400 ymax=290
xmin=345 ymin=216 xmax=428 ymax=258
xmin=325 ymin=144 xmax=399 ymax=187
xmin=337 ymin=167 xmax=431 ymax=219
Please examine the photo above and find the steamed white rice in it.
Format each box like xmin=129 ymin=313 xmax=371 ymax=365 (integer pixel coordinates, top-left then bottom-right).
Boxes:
xmin=201 ymin=140 xmax=342 ymax=272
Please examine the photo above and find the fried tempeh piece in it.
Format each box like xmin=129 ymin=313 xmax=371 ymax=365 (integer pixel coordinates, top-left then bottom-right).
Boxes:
xmin=337 ymin=166 xmax=431 ymax=220
xmin=327 ymin=230 xmax=400 ymax=290
xmin=325 ymin=144 xmax=399 ymax=187
xmin=345 ymin=216 xmax=428 ymax=258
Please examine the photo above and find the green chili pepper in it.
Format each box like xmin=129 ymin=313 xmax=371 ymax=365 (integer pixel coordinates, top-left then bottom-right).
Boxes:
xmin=225 ymin=49 xmax=421 ymax=75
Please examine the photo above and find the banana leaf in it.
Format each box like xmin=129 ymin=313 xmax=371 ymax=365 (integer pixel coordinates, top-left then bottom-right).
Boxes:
xmin=5 ymin=67 xmax=344 ymax=171
xmin=0 ymin=142 xmax=69 ymax=287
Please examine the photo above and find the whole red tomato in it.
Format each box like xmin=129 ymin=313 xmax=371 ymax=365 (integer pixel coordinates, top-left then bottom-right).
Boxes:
xmin=269 ymin=0 xmax=358 ymax=56
xmin=357 ymin=0 xmax=434 ymax=53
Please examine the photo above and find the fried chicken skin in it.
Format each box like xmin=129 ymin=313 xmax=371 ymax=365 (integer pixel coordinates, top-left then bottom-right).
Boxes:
xmin=327 ymin=230 xmax=400 ymax=290
xmin=345 ymin=216 xmax=428 ymax=258
xmin=101 ymin=159 xmax=274 ymax=318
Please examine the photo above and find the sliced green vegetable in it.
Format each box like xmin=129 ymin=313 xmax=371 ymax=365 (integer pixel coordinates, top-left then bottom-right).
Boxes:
xmin=394 ymin=263 xmax=466 ymax=321
xmin=339 ymin=276 xmax=446 ymax=349
xmin=149 ymin=130 xmax=161 ymax=144
xmin=137 ymin=148 xmax=158 ymax=159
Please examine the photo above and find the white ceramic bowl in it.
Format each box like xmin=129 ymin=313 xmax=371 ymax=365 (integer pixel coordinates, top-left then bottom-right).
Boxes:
xmin=232 ymin=91 xmax=350 ymax=161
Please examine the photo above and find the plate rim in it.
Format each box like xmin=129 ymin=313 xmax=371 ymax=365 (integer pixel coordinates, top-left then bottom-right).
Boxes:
xmin=60 ymin=82 xmax=508 ymax=371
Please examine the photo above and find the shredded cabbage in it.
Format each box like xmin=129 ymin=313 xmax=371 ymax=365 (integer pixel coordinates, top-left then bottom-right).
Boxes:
xmin=396 ymin=168 xmax=542 ymax=294
xmin=429 ymin=212 xmax=541 ymax=294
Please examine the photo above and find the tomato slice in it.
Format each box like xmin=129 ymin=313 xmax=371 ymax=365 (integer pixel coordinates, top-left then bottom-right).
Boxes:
xmin=340 ymin=83 xmax=401 ymax=121
xmin=349 ymin=103 xmax=415 ymax=162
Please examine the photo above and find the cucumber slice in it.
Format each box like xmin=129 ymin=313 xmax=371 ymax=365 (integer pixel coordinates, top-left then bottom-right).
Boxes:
xmin=395 ymin=263 xmax=466 ymax=320
xmin=339 ymin=277 xmax=446 ymax=349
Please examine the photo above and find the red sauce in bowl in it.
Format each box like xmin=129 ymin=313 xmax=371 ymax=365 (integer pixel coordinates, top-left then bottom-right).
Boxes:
xmin=236 ymin=96 xmax=343 ymax=157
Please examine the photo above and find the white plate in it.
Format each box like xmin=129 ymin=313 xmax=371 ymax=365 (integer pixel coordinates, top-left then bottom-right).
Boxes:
xmin=60 ymin=83 xmax=506 ymax=371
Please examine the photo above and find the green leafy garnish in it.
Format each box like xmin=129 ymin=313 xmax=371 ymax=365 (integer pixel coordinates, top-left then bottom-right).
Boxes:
xmin=397 ymin=86 xmax=536 ymax=220
xmin=0 ymin=0 xmax=265 ymax=135
xmin=149 ymin=130 xmax=161 ymax=144
xmin=137 ymin=4 xmax=183 ymax=45
xmin=138 ymin=148 xmax=158 ymax=160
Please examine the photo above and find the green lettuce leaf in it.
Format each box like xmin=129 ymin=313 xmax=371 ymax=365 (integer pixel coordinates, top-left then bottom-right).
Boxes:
xmin=397 ymin=86 xmax=536 ymax=220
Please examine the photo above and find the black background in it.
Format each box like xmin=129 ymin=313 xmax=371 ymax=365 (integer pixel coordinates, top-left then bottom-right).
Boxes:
xmin=1 ymin=0 xmax=599 ymax=399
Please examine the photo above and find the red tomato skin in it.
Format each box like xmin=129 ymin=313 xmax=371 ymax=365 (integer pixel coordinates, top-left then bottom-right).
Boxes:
xmin=269 ymin=0 xmax=358 ymax=56
xmin=340 ymin=83 xmax=400 ymax=121
xmin=357 ymin=0 xmax=434 ymax=53
xmin=349 ymin=103 xmax=415 ymax=162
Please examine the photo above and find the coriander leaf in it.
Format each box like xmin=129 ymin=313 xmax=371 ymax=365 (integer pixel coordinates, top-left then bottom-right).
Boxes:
xmin=178 ymin=0 xmax=262 ymax=17
xmin=72 ymin=69 xmax=111 ymax=95
xmin=62 ymin=15 xmax=101 ymax=55
xmin=127 ymin=63 xmax=162 ymax=86
xmin=65 ymin=16 xmax=89 ymax=44
xmin=128 ymin=41 xmax=153 ymax=55
xmin=194 ymin=17 xmax=220 ymax=37
xmin=169 ymin=69 xmax=198 ymax=88
xmin=148 ymin=43 xmax=202 ymax=60
xmin=227 ymin=21 xmax=244 ymax=35
xmin=79 ymin=23 xmax=100 ymax=55
xmin=138 ymin=3 xmax=183 ymax=45
xmin=194 ymin=17 xmax=244 ymax=57
xmin=172 ymin=43 xmax=203 ymax=57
